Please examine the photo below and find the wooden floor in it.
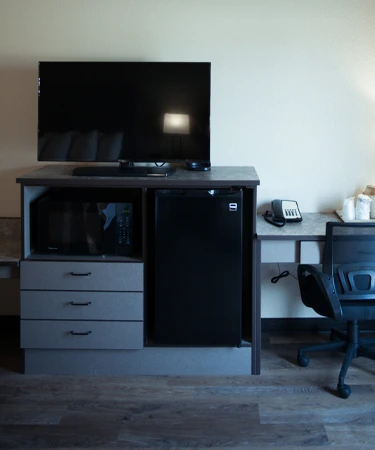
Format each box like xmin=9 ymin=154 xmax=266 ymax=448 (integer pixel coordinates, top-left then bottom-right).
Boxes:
xmin=1 ymin=331 xmax=375 ymax=449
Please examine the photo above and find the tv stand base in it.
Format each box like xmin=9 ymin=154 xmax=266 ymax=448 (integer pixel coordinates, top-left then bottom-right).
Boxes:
xmin=23 ymin=346 xmax=251 ymax=375
xmin=72 ymin=165 xmax=176 ymax=177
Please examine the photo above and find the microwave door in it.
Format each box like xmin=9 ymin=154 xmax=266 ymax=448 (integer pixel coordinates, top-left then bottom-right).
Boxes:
xmin=59 ymin=203 xmax=88 ymax=254
xmin=40 ymin=202 xmax=101 ymax=255
xmin=37 ymin=199 xmax=133 ymax=256
xmin=38 ymin=201 xmax=75 ymax=254
xmin=83 ymin=203 xmax=106 ymax=255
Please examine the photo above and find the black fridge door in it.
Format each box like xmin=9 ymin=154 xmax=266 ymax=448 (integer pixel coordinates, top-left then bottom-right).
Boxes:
xmin=154 ymin=188 xmax=243 ymax=346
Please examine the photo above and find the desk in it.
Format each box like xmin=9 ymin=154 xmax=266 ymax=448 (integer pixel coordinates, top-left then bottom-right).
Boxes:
xmin=0 ymin=219 xmax=21 ymax=317
xmin=0 ymin=219 xmax=21 ymax=279
xmin=252 ymin=212 xmax=340 ymax=374
xmin=257 ymin=212 xmax=339 ymax=263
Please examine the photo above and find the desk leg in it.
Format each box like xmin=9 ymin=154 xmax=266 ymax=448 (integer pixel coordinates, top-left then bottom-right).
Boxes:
xmin=252 ymin=238 xmax=261 ymax=374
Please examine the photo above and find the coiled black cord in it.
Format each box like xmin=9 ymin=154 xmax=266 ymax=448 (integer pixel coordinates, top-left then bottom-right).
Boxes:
xmin=271 ymin=264 xmax=298 ymax=283
xmin=271 ymin=270 xmax=290 ymax=283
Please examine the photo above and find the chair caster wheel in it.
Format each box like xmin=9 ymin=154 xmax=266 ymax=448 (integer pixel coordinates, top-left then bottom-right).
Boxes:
xmin=297 ymin=353 xmax=309 ymax=367
xmin=337 ymin=384 xmax=351 ymax=399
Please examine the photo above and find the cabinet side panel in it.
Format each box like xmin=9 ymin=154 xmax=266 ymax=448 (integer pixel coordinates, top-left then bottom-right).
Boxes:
xmin=22 ymin=186 xmax=49 ymax=258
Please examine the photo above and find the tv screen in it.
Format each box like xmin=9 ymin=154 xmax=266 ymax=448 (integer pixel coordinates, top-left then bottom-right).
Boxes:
xmin=38 ymin=61 xmax=211 ymax=163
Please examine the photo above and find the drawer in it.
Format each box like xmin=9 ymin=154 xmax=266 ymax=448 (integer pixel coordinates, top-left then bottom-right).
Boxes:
xmin=300 ymin=241 xmax=324 ymax=264
xmin=261 ymin=240 xmax=298 ymax=263
xmin=21 ymin=320 xmax=143 ymax=350
xmin=21 ymin=291 xmax=143 ymax=320
xmin=21 ymin=261 xmax=143 ymax=291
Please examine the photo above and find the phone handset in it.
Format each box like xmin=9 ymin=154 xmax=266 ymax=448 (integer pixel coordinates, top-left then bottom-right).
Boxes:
xmin=263 ymin=199 xmax=302 ymax=227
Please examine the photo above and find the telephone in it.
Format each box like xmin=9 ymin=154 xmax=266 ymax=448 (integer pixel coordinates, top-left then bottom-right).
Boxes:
xmin=263 ymin=199 xmax=302 ymax=227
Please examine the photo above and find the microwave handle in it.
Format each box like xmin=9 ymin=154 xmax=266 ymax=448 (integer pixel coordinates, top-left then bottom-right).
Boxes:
xmin=70 ymin=331 xmax=92 ymax=336
xmin=70 ymin=301 xmax=92 ymax=306
xmin=69 ymin=272 xmax=92 ymax=277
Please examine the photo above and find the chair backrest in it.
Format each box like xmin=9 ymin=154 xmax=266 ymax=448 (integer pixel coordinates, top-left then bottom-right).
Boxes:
xmin=322 ymin=222 xmax=375 ymax=300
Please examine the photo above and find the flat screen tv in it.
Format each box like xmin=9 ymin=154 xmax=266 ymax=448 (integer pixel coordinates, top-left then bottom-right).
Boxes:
xmin=38 ymin=61 xmax=211 ymax=176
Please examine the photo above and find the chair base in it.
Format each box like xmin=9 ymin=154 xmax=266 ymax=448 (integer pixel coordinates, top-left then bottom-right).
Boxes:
xmin=297 ymin=320 xmax=375 ymax=398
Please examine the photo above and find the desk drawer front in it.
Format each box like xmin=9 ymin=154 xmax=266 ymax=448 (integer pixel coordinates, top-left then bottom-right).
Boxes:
xmin=261 ymin=241 xmax=298 ymax=263
xmin=21 ymin=261 xmax=143 ymax=291
xmin=21 ymin=320 xmax=143 ymax=350
xmin=300 ymin=241 xmax=324 ymax=264
xmin=21 ymin=291 xmax=143 ymax=320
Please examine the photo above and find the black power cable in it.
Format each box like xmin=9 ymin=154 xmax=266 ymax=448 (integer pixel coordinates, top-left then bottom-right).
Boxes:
xmin=271 ymin=264 xmax=298 ymax=283
xmin=271 ymin=270 xmax=290 ymax=283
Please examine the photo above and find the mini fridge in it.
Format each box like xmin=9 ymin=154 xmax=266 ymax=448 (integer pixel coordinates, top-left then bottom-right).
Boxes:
xmin=154 ymin=188 xmax=243 ymax=346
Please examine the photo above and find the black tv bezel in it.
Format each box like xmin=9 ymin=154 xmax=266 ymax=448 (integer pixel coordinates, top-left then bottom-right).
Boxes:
xmin=37 ymin=61 xmax=211 ymax=164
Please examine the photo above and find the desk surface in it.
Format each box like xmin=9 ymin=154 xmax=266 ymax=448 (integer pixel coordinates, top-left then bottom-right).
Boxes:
xmin=0 ymin=219 xmax=21 ymax=266
xmin=257 ymin=212 xmax=339 ymax=241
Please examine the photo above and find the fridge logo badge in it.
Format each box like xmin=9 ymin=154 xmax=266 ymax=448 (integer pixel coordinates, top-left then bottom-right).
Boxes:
xmin=229 ymin=203 xmax=238 ymax=212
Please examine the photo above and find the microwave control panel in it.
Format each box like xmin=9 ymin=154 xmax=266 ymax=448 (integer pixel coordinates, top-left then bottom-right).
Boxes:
xmin=116 ymin=203 xmax=133 ymax=255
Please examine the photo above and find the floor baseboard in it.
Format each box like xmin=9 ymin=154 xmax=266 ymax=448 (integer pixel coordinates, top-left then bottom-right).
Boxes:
xmin=262 ymin=317 xmax=375 ymax=332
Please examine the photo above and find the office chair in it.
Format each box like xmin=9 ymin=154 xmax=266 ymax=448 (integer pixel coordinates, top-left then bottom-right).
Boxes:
xmin=297 ymin=222 xmax=375 ymax=398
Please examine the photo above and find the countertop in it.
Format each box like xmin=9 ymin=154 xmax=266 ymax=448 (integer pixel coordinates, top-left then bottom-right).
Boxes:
xmin=16 ymin=165 xmax=260 ymax=188
xmin=0 ymin=218 xmax=21 ymax=266
xmin=256 ymin=212 xmax=339 ymax=240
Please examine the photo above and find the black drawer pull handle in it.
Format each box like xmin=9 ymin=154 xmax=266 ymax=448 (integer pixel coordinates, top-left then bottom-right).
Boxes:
xmin=69 ymin=302 xmax=92 ymax=306
xmin=69 ymin=272 xmax=92 ymax=277
xmin=70 ymin=331 xmax=92 ymax=336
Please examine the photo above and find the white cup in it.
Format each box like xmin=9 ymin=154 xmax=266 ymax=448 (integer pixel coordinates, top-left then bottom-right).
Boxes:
xmin=342 ymin=197 xmax=355 ymax=221
xmin=356 ymin=194 xmax=371 ymax=220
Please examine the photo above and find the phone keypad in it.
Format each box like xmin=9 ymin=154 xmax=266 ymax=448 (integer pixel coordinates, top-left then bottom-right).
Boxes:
xmin=285 ymin=209 xmax=298 ymax=217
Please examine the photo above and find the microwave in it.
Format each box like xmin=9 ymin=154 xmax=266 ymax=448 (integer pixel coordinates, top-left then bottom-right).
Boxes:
xmin=36 ymin=196 xmax=133 ymax=256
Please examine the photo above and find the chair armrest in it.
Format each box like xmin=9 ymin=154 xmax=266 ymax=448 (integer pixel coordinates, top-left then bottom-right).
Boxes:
xmin=298 ymin=264 xmax=343 ymax=322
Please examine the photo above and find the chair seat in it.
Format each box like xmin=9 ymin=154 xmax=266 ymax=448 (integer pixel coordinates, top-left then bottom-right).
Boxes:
xmin=341 ymin=304 xmax=375 ymax=321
